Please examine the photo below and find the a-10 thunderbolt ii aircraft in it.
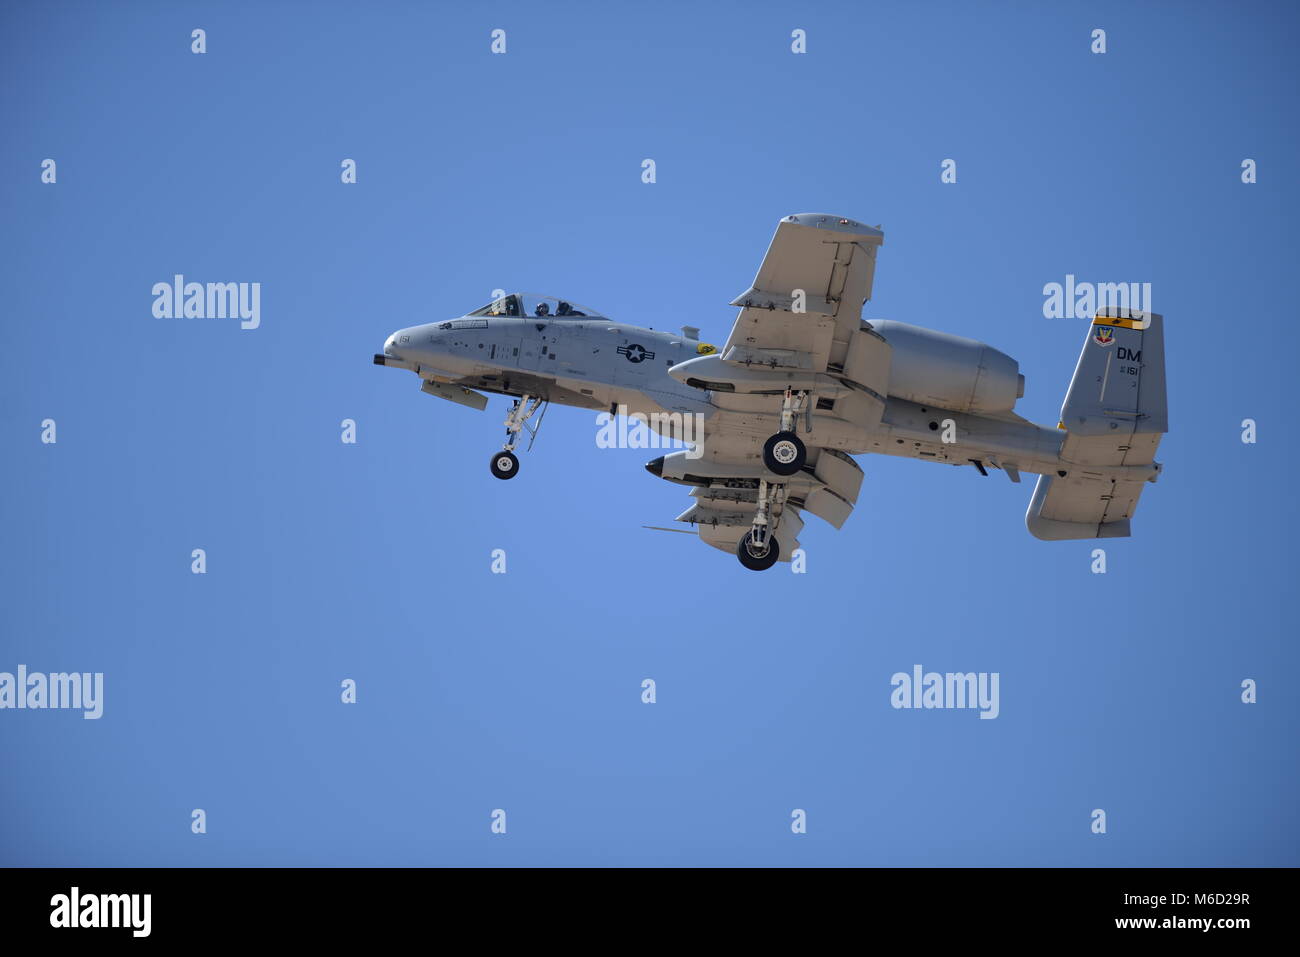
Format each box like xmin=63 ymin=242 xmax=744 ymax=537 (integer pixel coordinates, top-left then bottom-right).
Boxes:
xmin=374 ymin=214 xmax=1167 ymax=571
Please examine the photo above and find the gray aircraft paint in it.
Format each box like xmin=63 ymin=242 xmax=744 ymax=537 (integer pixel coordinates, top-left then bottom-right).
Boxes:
xmin=375 ymin=216 xmax=1167 ymax=567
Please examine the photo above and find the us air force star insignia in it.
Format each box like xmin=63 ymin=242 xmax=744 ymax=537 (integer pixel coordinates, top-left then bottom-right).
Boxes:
xmin=618 ymin=343 xmax=655 ymax=363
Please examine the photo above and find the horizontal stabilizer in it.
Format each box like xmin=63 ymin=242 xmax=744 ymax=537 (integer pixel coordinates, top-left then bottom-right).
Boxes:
xmin=1026 ymin=472 xmax=1142 ymax=540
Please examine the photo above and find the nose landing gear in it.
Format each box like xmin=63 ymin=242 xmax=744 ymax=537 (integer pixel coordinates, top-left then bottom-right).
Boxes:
xmin=490 ymin=450 xmax=519 ymax=479
xmin=490 ymin=394 xmax=547 ymax=480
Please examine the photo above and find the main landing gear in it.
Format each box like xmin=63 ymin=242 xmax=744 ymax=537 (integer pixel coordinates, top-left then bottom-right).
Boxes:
xmin=489 ymin=394 xmax=546 ymax=480
xmin=735 ymin=478 xmax=781 ymax=571
xmin=761 ymin=388 xmax=808 ymax=476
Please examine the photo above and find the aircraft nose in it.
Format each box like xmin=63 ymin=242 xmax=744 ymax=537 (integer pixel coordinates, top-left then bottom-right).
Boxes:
xmin=374 ymin=330 xmax=405 ymax=367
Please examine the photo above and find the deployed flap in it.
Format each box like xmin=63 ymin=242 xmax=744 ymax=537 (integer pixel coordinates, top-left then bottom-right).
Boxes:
xmin=841 ymin=326 xmax=891 ymax=395
xmin=800 ymin=488 xmax=854 ymax=529
xmin=812 ymin=448 xmax=864 ymax=503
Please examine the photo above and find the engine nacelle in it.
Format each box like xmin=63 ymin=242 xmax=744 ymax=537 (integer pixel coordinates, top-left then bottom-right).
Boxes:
xmin=872 ymin=320 xmax=1024 ymax=414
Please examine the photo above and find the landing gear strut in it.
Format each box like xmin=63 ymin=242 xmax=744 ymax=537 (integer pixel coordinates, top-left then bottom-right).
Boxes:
xmin=490 ymin=394 xmax=546 ymax=480
xmin=762 ymin=389 xmax=807 ymax=476
xmin=736 ymin=478 xmax=781 ymax=571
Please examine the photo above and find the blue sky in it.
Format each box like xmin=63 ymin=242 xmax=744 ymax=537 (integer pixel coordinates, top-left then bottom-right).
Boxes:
xmin=1 ymin=0 xmax=1296 ymax=866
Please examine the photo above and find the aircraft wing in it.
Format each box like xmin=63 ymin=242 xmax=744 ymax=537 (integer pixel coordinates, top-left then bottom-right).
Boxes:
xmin=722 ymin=214 xmax=884 ymax=374
xmin=649 ymin=214 xmax=885 ymax=563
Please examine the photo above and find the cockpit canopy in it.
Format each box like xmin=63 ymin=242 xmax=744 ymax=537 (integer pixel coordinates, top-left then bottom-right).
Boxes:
xmin=467 ymin=293 xmax=608 ymax=320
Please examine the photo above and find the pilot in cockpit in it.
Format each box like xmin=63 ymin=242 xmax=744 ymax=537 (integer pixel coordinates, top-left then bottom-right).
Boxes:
xmin=535 ymin=302 xmax=550 ymax=317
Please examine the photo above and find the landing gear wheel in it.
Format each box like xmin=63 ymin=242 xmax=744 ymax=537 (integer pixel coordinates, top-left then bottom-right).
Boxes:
xmin=736 ymin=532 xmax=780 ymax=572
xmin=762 ymin=431 xmax=806 ymax=476
xmin=490 ymin=450 xmax=519 ymax=480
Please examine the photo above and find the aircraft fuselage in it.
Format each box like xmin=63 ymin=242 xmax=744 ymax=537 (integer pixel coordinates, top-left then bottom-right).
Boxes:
xmin=376 ymin=310 xmax=1069 ymax=480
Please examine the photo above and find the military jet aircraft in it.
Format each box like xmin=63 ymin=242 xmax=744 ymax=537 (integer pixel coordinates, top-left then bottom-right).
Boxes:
xmin=374 ymin=214 xmax=1167 ymax=570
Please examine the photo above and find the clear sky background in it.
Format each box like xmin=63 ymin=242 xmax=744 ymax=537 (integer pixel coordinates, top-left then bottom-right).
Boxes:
xmin=2 ymin=0 xmax=1296 ymax=866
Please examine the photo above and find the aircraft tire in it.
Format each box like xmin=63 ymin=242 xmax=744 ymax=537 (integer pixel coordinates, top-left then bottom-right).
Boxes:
xmin=736 ymin=532 xmax=780 ymax=571
xmin=490 ymin=450 xmax=520 ymax=480
xmin=762 ymin=431 xmax=806 ymax=476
